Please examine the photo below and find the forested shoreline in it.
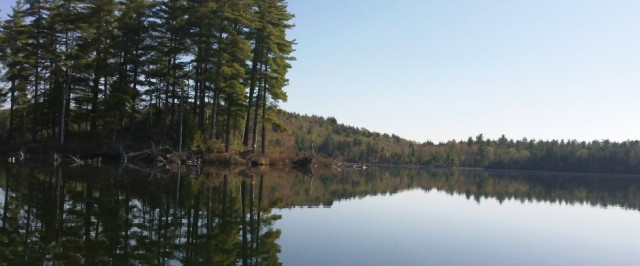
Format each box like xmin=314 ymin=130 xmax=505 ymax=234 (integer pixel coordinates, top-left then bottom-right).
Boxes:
xmin=1 ymin=1 xmax=638 ymax=175
xmin=271 ymin=112 xmax=640 ymax=175
xmin=0 ymin=0 xmax=294 ymax=154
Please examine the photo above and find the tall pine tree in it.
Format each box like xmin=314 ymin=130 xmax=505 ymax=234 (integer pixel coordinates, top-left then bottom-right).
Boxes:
xmin=1 ymin=1 xmax=33 ymax=142
xmin=0 ymin=0 xmax=295 ymax=154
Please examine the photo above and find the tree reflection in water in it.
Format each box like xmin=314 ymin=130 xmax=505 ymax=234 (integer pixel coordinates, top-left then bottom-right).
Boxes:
xmin=0 ymin=163 xmax=281 ymax=265
xmin=1 ymin=163 xmax=639 ymax=265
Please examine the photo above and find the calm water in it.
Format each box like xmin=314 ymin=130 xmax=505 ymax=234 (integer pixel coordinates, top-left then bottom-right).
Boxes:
xmin=0 ymin=162 xmax=638 ymax=265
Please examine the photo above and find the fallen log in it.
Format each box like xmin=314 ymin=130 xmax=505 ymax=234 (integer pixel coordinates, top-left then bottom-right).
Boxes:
xmin=68 ymin=154 xmax=103 ymax=167
xmin=124 ymin=146 xmax=175 ymax=162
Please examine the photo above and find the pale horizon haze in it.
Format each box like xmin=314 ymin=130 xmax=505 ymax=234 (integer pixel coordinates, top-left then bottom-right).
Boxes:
xmin=1 ymin=1 xmax=638 ymax=143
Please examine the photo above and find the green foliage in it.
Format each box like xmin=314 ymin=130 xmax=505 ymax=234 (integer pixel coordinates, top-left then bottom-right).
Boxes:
xmin=191 ymin=130 xmax=205 ymax=150
xmin=271 ymin=119 xmax=287 ymax=133
xmin=0 ymin=0 xmax=295 ymax=153
xmin=268 ymin=110 xmax=640 ymax=175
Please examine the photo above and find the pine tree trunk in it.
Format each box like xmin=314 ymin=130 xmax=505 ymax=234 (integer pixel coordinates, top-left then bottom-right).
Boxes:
xmin=170 ymin=62 xmax=177 ymax=131
xmin=179 ymin=85 xmax=184 ymax=153
xmin=251 ymin=63 xmax=266 ymax=148
xmin=251 ymin=83 xmax=261 ymax=149
xmin=225 ymin=94 xmax=232 ymax=153
xmin=90 ymin=70 xmax=100 ymax=134
xmin=194 ymin=63 xmax=200 ymax=124
xmin=161 ymin=57 xmax=172 ymax=143
xmin=60 ymin=68 xmax=70 ymax=146
xmin=60 ymin=0 xmax=72 ymax=146
xmin=129 ymin=45 xmax=141 ymax=141
xmin=210 ymin=87 xmax=219 ymax=139
xmin=193 ymin=63 xmax=199 ymax=118
xmin=8 ymin=80 xmax=15 ymax=141
xmin=242 ymin=42 xmax=261 ymax=146
xmin=198 ymin=65 xmax=207 ymax=133
xmin=48 ymin=58 xmax=56 ymax=139
xmin=32 ymin=54 xmax=40 ymax=141
xmin=31 ymin=0 xmax=43 ymax=142
xmin=261 ymin=84 xmax=267 ymax=155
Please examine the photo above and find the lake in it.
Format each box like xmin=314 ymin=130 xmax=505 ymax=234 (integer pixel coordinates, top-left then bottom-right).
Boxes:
xmin=0 ymin=162 xmax=638 ymax=265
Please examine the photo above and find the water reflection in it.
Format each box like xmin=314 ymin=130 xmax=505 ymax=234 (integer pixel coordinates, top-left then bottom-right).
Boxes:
xmin=269 ymin=167 xmax=640 ymax=210
xmin=0 ymin=163 xmax=638 ymax=265
xmin=0 ymin=163 xmax=280 ymax=265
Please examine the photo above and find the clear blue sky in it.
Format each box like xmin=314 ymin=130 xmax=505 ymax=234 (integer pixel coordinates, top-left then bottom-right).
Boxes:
xmin=282 ymin=0 xmax=640 ymax=143
xmin=1 ymin=1 xmax=638 ymax=143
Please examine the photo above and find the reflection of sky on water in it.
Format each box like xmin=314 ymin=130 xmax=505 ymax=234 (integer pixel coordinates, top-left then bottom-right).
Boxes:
xmin=2 ymin=163 xmax=639 ymax=265
xmin=275 ymin=189 xmax=640 ymax=266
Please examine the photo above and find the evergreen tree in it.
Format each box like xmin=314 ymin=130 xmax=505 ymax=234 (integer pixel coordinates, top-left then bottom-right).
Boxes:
xmin=0 ymin=11 xmax=7 ymax=135
xmin=214 ymin=0 xmax=252 ymax=152
xmin=24 ymin=0 xmax=51 ymax=140
xmin=146 ymin=0 xmax=190 ymax=144
xmin=112 ymin=0 xmax=150 ymax=141
xmin=0 ymin=0 xmax=296 ymax=154
xmin=36 ymin=0 xmax=64 ymax=140
xmin=77 ymin=0 xmax=119 ymax=135
xmin=186 ymin=0 xmax=217 ymax=134
xmin=0 ymin=1 xmax=33 ymax=142
xmin=245 ymin=0 xmax=294 ymax=154
xmin=48 ymin=0 xmax=87 ymax=144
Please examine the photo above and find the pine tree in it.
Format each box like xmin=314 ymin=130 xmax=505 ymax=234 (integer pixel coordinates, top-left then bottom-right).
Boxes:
xmin=147 ymin=0 xmax=190 ymax=145
xmin=46 ymin=0 xmax=87 ymax=145
xmin=70 ymin=0 xmax=119 ymax=136
xmin=186 ymin=0 xmax=217 ymax=134
xmin=113 ymin=0 xmax=151 ymax=141
xmin=215 ymin=0 xmax=252 ymax=152
xmin=1 ymin=1 xmax=33 ymax=142
xmin=0 ymin=10 xmax=7 ymax=136
xmin=0 ymin=0 xmax=295 ymax=154
xmin=247 ymin=0 xmax=295 ymax=153
xmin=24 ymin=0 xmax=51 ymax=140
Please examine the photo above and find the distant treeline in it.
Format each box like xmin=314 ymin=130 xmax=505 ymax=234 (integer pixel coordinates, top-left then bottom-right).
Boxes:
xmin=272 ymin=112 xmax=640 ymax=175
xmin=0 ymin=0 xmax=294 ymax=153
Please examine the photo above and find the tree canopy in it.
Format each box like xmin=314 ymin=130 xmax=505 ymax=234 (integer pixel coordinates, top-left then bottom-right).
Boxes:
xmin=0 ymin=0 xmax=295 ymax=154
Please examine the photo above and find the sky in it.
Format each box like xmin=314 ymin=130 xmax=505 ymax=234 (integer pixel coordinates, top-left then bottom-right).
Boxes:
xmin=1 ymin=1 xmax=638 ymax=143
xmin=281 ymin=0 xmax=640 ymax=143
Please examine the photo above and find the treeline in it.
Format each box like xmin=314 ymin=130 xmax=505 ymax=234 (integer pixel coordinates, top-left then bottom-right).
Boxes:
xmin=272 ymin=112 xmax=640 ymax=175
xmin=0 ymin=0 xmax=294 ymax=153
